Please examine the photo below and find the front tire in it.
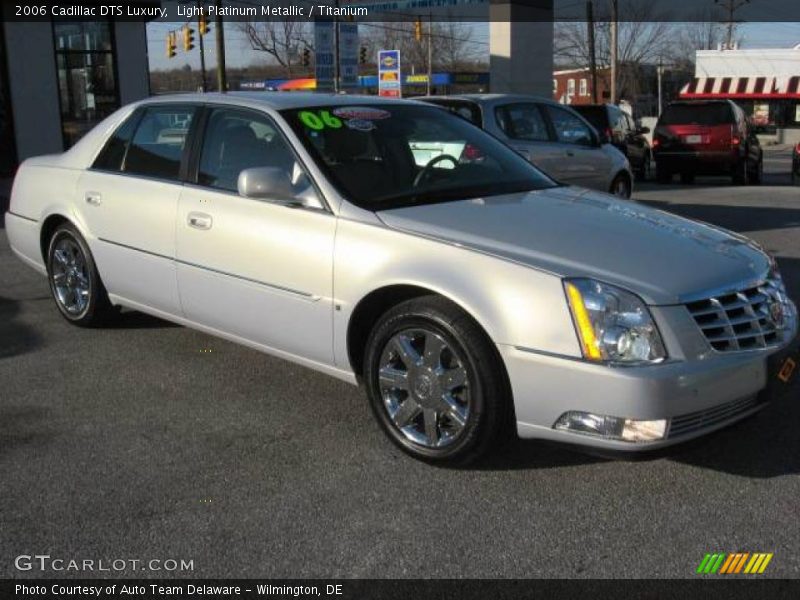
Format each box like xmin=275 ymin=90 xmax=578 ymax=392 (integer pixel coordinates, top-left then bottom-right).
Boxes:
xmin=46 ymin=223 xmax=116 ymax=327
xmin=364 ymin=296 xmax=511 ymax=465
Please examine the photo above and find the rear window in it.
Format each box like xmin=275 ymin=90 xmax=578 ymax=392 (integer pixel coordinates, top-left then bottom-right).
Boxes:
xmin=572 ymin=106 xmax=608 ymax=130
xmin=660 ymin=103 xmax=734 ymax=126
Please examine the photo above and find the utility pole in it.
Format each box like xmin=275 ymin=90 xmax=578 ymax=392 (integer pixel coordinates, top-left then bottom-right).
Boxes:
xmin=426 ymin=12 xmax=433 ymax=96
xmin=609 ymin=0 xmax=618 ymax=104
xmin=214 ymin=0 xmax=226 ymax=92
xmin=657 ymin=59 xmax=664 ymax=116
xmin=715 ymin=0 xmax=750 ymax=49
xmin=333 ymin=0 xmax=340 ymax=93
xmin=586 ymin=1 xmax=598 ymax=103
xmin=197 ymin=1 xmax=206 ymax=92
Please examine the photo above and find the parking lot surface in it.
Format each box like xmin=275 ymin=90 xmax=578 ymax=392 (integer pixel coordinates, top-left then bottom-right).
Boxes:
xmin=1 ymin=147 xmax=799 ymax=578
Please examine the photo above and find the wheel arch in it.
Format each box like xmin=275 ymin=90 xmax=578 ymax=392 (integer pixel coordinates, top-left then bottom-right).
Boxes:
xmin=346 ymin=283 xmax=498 ymax=380
xmin=39 ymin=213 xmax=73 ymax=262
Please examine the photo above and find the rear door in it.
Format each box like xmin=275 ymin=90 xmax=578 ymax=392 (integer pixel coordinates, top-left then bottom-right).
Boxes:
xmin=492 ymin=102 xmax=564 ymax=179
xmin=76 ymin=104 xmax=198 ymax=315
xmin=541 ymin=103 xmax=612 ymax=190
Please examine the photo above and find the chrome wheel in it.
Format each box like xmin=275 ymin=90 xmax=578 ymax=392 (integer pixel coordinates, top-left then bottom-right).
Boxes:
xmin=378 ymin=328 xmax=470 ymax=449
xmin=51 ymin=237 xmax=90 ymax=316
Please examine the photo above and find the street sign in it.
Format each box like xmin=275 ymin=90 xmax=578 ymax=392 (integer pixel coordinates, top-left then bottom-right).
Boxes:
xmin=338 ymin=22 xmax=359 ymax=92
xmin=378 ymin=50 xmax=401 ymax=98
xmin=314 ymin=20 xmax=335 ymax=93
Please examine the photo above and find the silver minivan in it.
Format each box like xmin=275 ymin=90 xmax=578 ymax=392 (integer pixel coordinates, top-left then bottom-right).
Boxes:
xmin=420 ymin=94 xmax=634 ymax=198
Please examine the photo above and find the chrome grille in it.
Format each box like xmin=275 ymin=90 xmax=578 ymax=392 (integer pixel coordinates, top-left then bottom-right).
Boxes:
xmin=685 ymin=280 xmax=785 ymax=352
xmin=668 ymin=395 xmax=761 ymax=438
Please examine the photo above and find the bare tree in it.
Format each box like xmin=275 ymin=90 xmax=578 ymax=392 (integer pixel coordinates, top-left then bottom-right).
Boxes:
xmin=239 ymin=20 xmax=311 ymax=77
xmin=361 ymin=21 xmax=481 ymax=73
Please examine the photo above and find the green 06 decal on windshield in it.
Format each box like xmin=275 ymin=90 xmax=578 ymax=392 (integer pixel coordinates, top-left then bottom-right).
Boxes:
xmin=299 ymin=110 xmax=342 ymax=130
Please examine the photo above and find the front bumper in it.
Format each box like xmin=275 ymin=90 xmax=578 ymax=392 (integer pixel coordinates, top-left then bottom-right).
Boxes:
xmin=500 ymin=329 xmax=798 ymax=452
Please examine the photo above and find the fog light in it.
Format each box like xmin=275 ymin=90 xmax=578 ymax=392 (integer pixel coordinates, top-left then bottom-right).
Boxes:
xmin=554 ymin=411 xmax=668 ymax=442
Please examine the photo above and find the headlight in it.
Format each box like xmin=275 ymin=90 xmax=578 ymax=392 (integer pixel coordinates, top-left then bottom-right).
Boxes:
xmin=564 ymin=278 xmax=666 ymax=364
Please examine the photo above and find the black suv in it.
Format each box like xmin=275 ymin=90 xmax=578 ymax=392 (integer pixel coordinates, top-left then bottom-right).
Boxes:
xmin=572 ymin=104 xmax=652 ymax=181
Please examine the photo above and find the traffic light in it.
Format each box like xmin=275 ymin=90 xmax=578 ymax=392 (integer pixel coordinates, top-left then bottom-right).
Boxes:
xmin=359 ymin=46 xmax=367 ymax=65
xmin=183 ymin=25 xmax=195 ymax=52
xmin=302 ymin=48 xmax=311 ymax=67
xmin=198 ymin=13 xmax=210 ymax=36
xmin=166 ymin=31 xmax=176 ymax=58
xmin=414 ymin=18 xmax=422 ymax=41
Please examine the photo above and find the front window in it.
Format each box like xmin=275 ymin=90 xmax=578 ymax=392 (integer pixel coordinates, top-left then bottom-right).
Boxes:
xmin=53 ymin=21 xmax=119 ymax=148
xmin=282 ymin=104 xmax=556 ymax=210
xmin=545 ymin=105 xmax=595 ymax=146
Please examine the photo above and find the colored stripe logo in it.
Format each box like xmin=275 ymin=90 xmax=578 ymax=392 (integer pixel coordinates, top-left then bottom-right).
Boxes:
xmin=697 ymin=553 xmax=773 ymax=574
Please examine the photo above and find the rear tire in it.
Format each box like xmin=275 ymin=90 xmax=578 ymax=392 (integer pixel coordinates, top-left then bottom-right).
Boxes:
xmin=733 ymin=159 xmax=750 ymax=185
xmin=363 ymin=295 xmax=512 ymax=465
xmin=46 ymin=222 xmax=116 ymax=327
xmin=680 ymin=173 xmax=695 ymax=184
xmin=610 ymin=173 xmax=632 ymax=199
xmin=656 ymin=164 xmax=672 ymax=184
xmin=635 ymin=152 xmax=652 ymax=182
xmin=751 ymin=157 xmax=763 ymax=184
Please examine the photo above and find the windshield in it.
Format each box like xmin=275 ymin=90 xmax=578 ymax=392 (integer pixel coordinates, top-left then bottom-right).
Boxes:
xmin=281 ymin=104 xmax=557 ymax=211
xmin=660 ymin=103 xmax=734 ymax=126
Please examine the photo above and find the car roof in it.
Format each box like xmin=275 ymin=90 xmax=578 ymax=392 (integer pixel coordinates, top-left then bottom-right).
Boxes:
xmin=417 ymin=93 xmax=559 ymax=106
xmin=136 ymin=91 xmax=424 ymax=110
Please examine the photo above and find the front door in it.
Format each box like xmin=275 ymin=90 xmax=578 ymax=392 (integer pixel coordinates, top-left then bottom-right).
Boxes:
xmin=175 ymin=106 xmax=336 ymax=365
xmin=543 ymin=104 xmax=612 ymax=190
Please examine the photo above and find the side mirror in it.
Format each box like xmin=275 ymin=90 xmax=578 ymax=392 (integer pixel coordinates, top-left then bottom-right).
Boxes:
xmin=596 ymin=130 xmax=610 ymax=146
xmin=238 ymin=167 xmax=296 ymax=201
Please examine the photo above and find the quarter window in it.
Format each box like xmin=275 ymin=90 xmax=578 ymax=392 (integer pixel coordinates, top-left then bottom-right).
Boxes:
xmin=545 ymin=105 xmax=594 ymax=146
xmin=495 ymin=104 xmax=549 ymax=142
xmin=123 ymin=106 xmax=196 ymax=181
xmin=92 ymin=110 xmax=141 ymax=171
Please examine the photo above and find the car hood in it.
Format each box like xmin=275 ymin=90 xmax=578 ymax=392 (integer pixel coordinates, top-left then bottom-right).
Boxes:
xmin=376 ymin=186 xmax=770 ymax=305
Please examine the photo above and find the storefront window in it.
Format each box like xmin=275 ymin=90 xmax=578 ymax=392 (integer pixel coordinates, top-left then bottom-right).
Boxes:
xmin=53 ymin=21 xmax=119 ymax=147
xmin=0 ymin=22 xmax=17 ymax=175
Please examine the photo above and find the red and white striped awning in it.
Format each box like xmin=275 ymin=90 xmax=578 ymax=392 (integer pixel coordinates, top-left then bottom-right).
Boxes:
xmin=680 ymin=76 xmax=800 ymax=99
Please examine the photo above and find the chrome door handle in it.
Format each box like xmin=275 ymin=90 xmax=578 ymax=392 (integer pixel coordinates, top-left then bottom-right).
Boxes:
xmin=187 ymin=212 xmax=213 ymax=230
xmin=85 ymin=191 xmax=102 ymax=206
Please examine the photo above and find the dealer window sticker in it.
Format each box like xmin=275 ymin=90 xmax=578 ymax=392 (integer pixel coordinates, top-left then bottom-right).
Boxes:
xmin=332 ymin=107 xmax=391 ymax=121
xmin=299 ymin=110 xmax=342 ymax=131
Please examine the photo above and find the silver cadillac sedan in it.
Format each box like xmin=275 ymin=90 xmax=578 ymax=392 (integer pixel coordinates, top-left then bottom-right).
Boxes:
xmin=5 ymin=93 xmax=798 ymax=464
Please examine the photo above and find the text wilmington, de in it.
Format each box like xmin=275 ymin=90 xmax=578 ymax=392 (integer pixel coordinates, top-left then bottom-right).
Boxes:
xmin=178 ymin=4 xmax=368 ymax=18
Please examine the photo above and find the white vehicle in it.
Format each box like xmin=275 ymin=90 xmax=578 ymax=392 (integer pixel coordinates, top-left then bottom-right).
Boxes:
xmin=6 ymin=93 xmax=798 ymax=464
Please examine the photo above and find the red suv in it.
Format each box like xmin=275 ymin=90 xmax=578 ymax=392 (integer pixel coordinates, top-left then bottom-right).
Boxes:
xmin=653 ymin=100 xmax=762 ymax=185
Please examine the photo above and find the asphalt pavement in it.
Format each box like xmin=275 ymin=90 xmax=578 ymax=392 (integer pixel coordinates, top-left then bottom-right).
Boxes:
xmin=1 ymin=149 xmax=799 ymax=579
